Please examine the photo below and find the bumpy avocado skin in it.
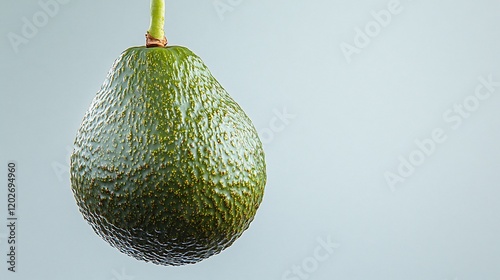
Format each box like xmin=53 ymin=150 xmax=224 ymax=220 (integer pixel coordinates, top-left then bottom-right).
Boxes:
xmin=70 ymin=46 xmax=266 ymax=266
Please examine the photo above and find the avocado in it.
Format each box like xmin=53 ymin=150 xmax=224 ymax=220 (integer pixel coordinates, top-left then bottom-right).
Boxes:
xmin=70 ymin=46 xmax=266 ymax=266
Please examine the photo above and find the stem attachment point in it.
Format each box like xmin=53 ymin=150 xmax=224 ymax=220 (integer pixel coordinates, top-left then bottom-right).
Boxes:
xmin=146 ymin=32 xmax=167 ymax=48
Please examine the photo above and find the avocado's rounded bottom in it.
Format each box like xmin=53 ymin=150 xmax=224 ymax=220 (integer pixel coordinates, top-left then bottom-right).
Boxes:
xmin=82 ymin=210 xmax=248 ymax=266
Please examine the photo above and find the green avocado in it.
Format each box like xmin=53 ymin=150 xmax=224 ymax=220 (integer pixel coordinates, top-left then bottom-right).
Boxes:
xmin=70 ymin=46 xmax=266 ymax=266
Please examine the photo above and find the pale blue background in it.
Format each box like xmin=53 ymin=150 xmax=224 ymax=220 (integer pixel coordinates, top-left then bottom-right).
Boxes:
xmin=1 ymin=0 xmax=500 ymax=279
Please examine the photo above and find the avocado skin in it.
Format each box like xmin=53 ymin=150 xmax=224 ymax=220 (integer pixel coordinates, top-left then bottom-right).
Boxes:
xmin=70 ymin=46 xmax=266 ymax=266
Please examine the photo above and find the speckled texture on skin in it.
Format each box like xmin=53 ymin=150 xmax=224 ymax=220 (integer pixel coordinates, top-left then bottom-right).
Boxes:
xmin=70 ymin=46 xmax=266 ymax=266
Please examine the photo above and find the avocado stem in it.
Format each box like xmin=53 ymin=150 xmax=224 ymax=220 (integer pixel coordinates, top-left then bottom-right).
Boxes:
xmin=146 ymin=0 xmax=167 ymax=47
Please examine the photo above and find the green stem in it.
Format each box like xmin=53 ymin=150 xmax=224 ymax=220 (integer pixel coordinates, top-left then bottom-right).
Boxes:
xmin=148 ymin=0 xmax=165 ymax=40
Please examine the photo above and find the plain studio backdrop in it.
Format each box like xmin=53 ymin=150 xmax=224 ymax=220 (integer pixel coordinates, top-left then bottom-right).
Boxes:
xmin=1 ymin=0 xmax=500 ymax=279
